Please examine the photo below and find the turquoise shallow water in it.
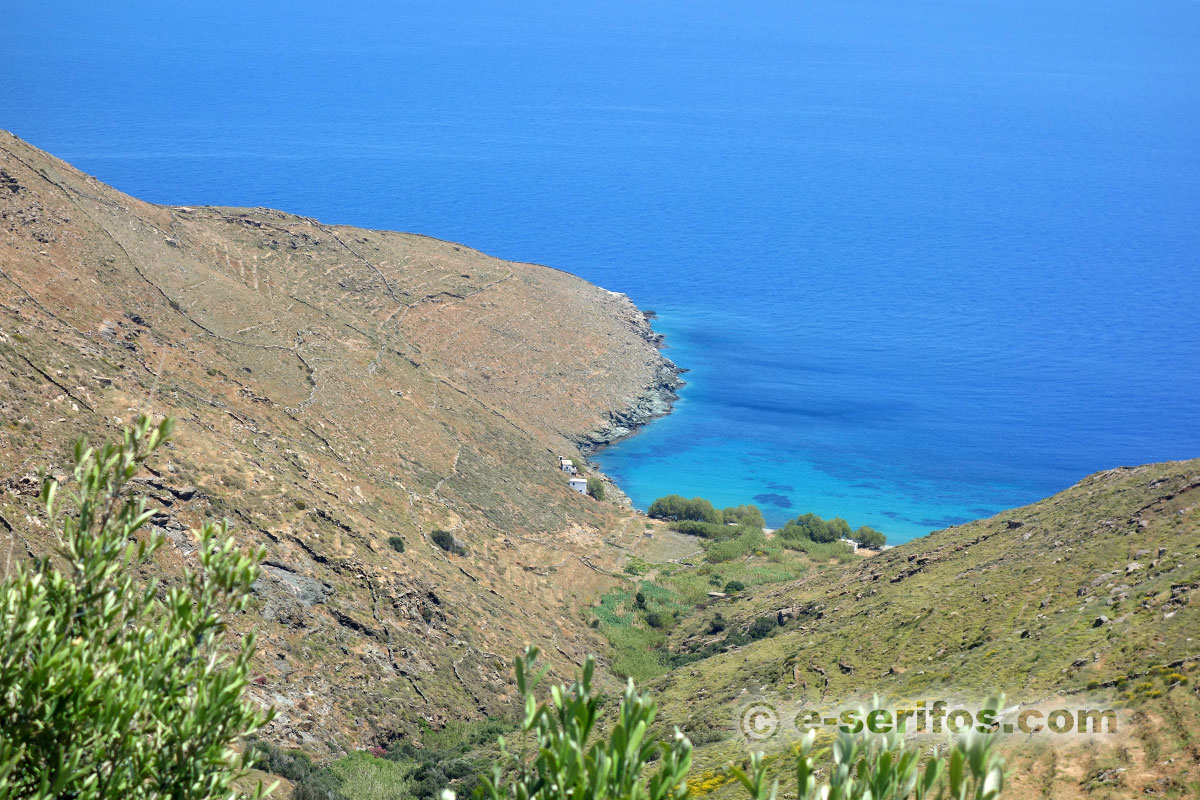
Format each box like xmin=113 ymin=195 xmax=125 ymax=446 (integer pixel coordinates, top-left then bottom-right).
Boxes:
xmin=593 ymin=311 xmax=1037 ymax=537
xmin=4 ymin=0 xmax=1199 ymax=542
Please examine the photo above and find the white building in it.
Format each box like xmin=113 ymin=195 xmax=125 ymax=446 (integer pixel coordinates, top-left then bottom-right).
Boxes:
xmin=568 ymin=477 xmax=588 ymax=494
xmin=559 ymin=457 xmax=578 ymax=474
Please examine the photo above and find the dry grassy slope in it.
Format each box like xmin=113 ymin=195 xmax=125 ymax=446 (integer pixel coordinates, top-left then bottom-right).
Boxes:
xmin=654 ymin=461 xmax=1200 ymax=798
xmin=0 ymin=130 xmax=673 ymax=753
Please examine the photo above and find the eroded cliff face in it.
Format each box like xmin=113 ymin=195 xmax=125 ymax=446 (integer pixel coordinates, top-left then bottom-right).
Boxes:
xmin=0 ymin=130 xmax=673 ymax=752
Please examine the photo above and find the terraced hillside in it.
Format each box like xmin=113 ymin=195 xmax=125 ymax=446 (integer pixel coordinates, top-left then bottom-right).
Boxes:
xmin=0 ymin=131 xmax=678 ymax=753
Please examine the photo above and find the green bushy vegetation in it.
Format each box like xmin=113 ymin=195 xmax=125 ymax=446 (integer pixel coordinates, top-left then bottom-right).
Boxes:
xmin=852 ymin=524 xmax=886 ymax=548
xmin=650 ymin=496 xmax=884 ymax=553
xmin=586 ymin=477 xmax=605 ymax=500
xmin=647 ymin=495 xmax=723 ymax=523
xmin=266 ymin=718 xmax=518 ymax=800
xmin=471 ymin=646 xmax=693 ymax=800
xmin=0 ymin=416 xmax=272 ymax=800
xmin=703 ymin=528 xmax=767 ymax=563
xmin=733 ymin=710 xmax=1005 ymax=800
xmin=457 ymin=648 xmax=1006 ymax=800
xmin=248 ymin=741 xmax=347 ymax=800
xmin=668 ymin=520 xmax=738 ymax=539
xmin=589 ymin=538 xmax=819 ymax=680
xmin=387 ymin=535 xmax=406 ymax=553
xmin=648 ymin=497 xmax=767 ymax=531
xmin=775 ymin=536 xmax=856 ymax=561
xmin=325 ymin=753 xmax=409 ymax=800
xmin=777 ymin=512 xmax=851 ymax=543
xmin=776 ymin=512 xmax=886 ymax=549
xmin=431 ymin=529 xmax=467 ymax=555
xmin=720 ymin=504 xmax=765 ymax=528
xmin=378 ymin=718 xmax=513 ymax=800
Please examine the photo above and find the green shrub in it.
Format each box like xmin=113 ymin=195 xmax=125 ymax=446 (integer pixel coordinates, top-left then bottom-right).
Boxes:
xmin=623 ymin=556 xmax=650 ymax=575
xmin=723 ymin=580 xmax=746 ymax=594
xmin=388 ymin=535 xmax=406 ymax=553
xmin=734 ymin=702 xmax=1006 ymax=800
xmin=776 ymin=512 xmax=852 ymax=544
xmin=647 ymin=495 xmax=722 ymax=524
xmin=704 ymin=528 xmax=766 ymax=563
xmin=378 ymin=718 xmax=511 ymax=799
xmin=467 ymin=651 xmax=1008 ymax=800
xmin=325 ymin=751 xmax=412 ymax=800
xmin=670 ymin=520 xmax=729 ymax=539
xmin=646 ymin=610 xmax=671 ymax=629
xmin=248 ymin=741 xmax=346 ymax=800
xmin=0 ymin=416 xmax=272 ymax=800
xmin=473 ymin=647 xmax=693 ymax=800
xmin=777 ymin=535 xmax=854 ymax=561
xmin=431 ymin=529 xmax=467 ymax=555
xmin=671 ymin=520 xmax=763 ymax=541
xmin=852 ymin=525 xmax=887 ymax=548
xmin=606 ymin=626 xmax=668 ymax=682
xmin=748 ymin=616 xmax=777 ymax=640
xmin=721 ymin=505 xmax=765 ymax=528
xmin=586 ymin=477 xmax=605 ymax=500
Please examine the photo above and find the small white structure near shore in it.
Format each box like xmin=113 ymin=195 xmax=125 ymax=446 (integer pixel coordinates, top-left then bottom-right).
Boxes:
xmin=559 ymin=456 xmax=578 ymax=474
xmin=839 ymin=537 xmax=859 ymax=553
xmin=568 ymin=476 xmax=588 ymax=494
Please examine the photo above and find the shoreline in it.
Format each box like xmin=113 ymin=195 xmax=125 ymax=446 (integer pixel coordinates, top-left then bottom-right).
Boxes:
xmin=575 ymin=302 xmax=685 ymax=456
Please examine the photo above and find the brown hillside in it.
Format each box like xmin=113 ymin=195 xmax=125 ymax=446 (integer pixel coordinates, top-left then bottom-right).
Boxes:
xmin=0 ymin=130 xmax=677 ymax=752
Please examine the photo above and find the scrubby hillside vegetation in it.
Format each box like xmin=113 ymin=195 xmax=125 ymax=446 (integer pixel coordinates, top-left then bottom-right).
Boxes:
xmin=643 ymin=460 xmax=1200 ymax=799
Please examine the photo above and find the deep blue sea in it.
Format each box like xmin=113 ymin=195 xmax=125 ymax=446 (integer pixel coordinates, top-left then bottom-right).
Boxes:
xmin=5 ymin=1 xmax=1199 ymax=541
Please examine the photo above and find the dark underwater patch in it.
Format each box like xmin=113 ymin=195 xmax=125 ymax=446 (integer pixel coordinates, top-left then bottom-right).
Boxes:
xmin=753 ymin=492 xmax=792 ymax=509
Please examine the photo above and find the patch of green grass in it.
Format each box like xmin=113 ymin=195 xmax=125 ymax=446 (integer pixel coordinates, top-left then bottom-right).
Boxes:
xmin=591 ymin=583 xmax=671 ymax=681
xmin=317 ymin=718 xmax=517 ymax=800
xmin=593 ymin=586 xmax=636 ymax=627
xmin=777 ymin=536 xmax=854 ymax=561
xmin=606 ymin=624 xmax=669 ymax=681
xmin=703 ymin=528 xmax=767 ymax=563
xmin=328 ymin=752 xmax=410 ymax=800
xmin=624 ymin=555 xmax=652 ymax=575
xmin=591 ymin=543 xmax=819 ymax=680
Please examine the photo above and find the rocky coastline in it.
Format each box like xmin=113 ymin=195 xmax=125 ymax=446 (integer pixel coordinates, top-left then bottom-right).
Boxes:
xmin=575 ymin=300 xmax=685 ymax=454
